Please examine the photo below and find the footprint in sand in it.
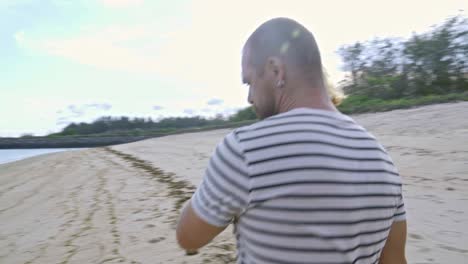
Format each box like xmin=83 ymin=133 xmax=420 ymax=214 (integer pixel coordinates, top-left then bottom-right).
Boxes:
xmin=446 ymin=209 xmax=463 ymax=214
xmin=439 ymin=245 xmax=468 ymax=253
xmin=437 ymin=230 xmax=461 ymax=238
xmin=409 ymin=233 xmax=424 ymax=240
xmin=418 ymin=247 xmax=431 ymax=253
xmin=148 ymin=237 xmax=165 ymax=244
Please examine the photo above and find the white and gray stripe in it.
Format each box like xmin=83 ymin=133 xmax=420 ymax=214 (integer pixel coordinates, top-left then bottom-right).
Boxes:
xmin=191 ymin=108 xmax=406 ymax=264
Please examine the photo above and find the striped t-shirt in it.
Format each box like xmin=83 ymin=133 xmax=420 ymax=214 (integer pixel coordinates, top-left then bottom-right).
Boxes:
xmin=191 ymin=108 xmax=406 ymax=264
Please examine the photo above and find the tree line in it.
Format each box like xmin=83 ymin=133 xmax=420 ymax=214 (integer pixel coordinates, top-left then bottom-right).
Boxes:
xmin=53 ymin=108 xmax=257 ymax=136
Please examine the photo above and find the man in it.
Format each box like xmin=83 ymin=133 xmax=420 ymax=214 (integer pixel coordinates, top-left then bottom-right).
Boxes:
xmin=177 ymin=17 xmax=407 ymax=264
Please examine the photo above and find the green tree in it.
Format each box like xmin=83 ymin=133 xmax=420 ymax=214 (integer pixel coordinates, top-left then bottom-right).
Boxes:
xmin=338 ymin=42 xmax=365 ymax=93
xmin=229 ymin=107 xmax=257 ymax=122
xmin=338 ymin=15 xmax=468 ymax=100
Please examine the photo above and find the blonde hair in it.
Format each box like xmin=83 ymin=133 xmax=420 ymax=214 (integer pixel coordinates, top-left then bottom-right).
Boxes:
xmin=324 ymin=70 xmax=344 ymax=106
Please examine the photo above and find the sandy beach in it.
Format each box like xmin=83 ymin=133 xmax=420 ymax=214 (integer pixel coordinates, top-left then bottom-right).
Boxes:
xmin=1 ymin=102 xmax=467 ymax=264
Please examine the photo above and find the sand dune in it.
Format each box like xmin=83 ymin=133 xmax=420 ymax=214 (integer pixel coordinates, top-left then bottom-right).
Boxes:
xmin=1 ymin=102 xmax=467 ymax=263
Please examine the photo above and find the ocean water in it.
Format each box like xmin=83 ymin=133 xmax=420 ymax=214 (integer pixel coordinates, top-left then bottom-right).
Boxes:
xmin=0 ymin=148 xmax=82 ymax=165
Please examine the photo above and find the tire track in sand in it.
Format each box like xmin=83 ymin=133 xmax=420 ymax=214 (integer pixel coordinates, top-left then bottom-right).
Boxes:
xmin=0 ymin=160 xmax=66 ymax=214
xmin=58 ymin=167 xmax=108 ymax=264
xmin=58 ymin=150 xmax=137 ymax=264
xmin=103 ymin=147 xmax=236 ymax=263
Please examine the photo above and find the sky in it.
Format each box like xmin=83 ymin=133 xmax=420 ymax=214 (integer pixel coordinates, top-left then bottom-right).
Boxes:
xmin=0 ymin=0 xmax=466 ymax=137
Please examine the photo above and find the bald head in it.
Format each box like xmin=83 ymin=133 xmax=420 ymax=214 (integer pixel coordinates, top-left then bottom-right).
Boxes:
xmin=241 ymin=18 xmax=336 ymax=119
xmin=243 ymin=17 xmax=324 ymax=86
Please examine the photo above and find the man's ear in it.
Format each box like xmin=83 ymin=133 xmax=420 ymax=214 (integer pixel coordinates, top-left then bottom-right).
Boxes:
xmin=265 ymin=56 xmax=285 ymax=84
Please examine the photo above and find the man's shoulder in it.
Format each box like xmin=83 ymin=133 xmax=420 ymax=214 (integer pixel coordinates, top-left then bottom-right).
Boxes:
xmin=233 ymin=113 xmax=291 ymax=135
xmin=232 ymin=117 xmax=277 ymax=140
xmin=233 ymin=120 xmax=261 ymax=135
xmin=232 ymin=109 xmax=360 ymax=136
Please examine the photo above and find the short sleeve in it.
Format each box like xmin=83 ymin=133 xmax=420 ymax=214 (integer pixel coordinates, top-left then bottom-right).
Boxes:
xmin=191 ymin=132 xmax=250 ymax=227
xmin=393 ymin=193 xmax=406 ymax=222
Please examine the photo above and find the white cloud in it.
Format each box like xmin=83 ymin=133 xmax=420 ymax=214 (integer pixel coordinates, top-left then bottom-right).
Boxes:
xmin=56 ymin=117 xmax=72 ymax=126
xmin=207 ymin=98 xmax=224 ymax=106
xmin=14 ymin=30 xmax=25 ymax=45
xmin=86 ymin=103 xmax=112 ymax=111
xmin=12 ymin=1 xmax=468 ymax=87
xmin=67 ymin=105 xmax=85 ymax=116
xmin=183 ymin=109 xmax=195 ymax=115
xmin=99 ymin=0 xmax=144 ymax=8
xmin=15 ymin=22 xmax=169 ymax=76
xmin=54 ymin=103 xmax=113 ymax=127
xmin=0 ymin=96 xmax=72 ymax=137
xmin=64 ymin=103 xmax=112 ymax=116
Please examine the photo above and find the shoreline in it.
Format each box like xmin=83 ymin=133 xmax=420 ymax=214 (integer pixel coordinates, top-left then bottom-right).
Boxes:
xmin=0 ymin=135 xmax=153 ymax=149
xmin=0 ymin=121 xmax=256 ymax=149
xmin=0 ymin=148 xmax=85 ymax=165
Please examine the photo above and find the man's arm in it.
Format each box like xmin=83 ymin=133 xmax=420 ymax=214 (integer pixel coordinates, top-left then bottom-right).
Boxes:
xmin=175 ymin=132 xmax=249 ymax=252
xmin=176 ymin=200 xmax=227 ymax=251
xmin=379 ymin=220 xmax=407 ymax=264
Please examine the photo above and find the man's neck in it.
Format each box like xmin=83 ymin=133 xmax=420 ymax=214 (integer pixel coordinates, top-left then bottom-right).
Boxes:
xmin=276 ymin=87 xmax=337 ymax=114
